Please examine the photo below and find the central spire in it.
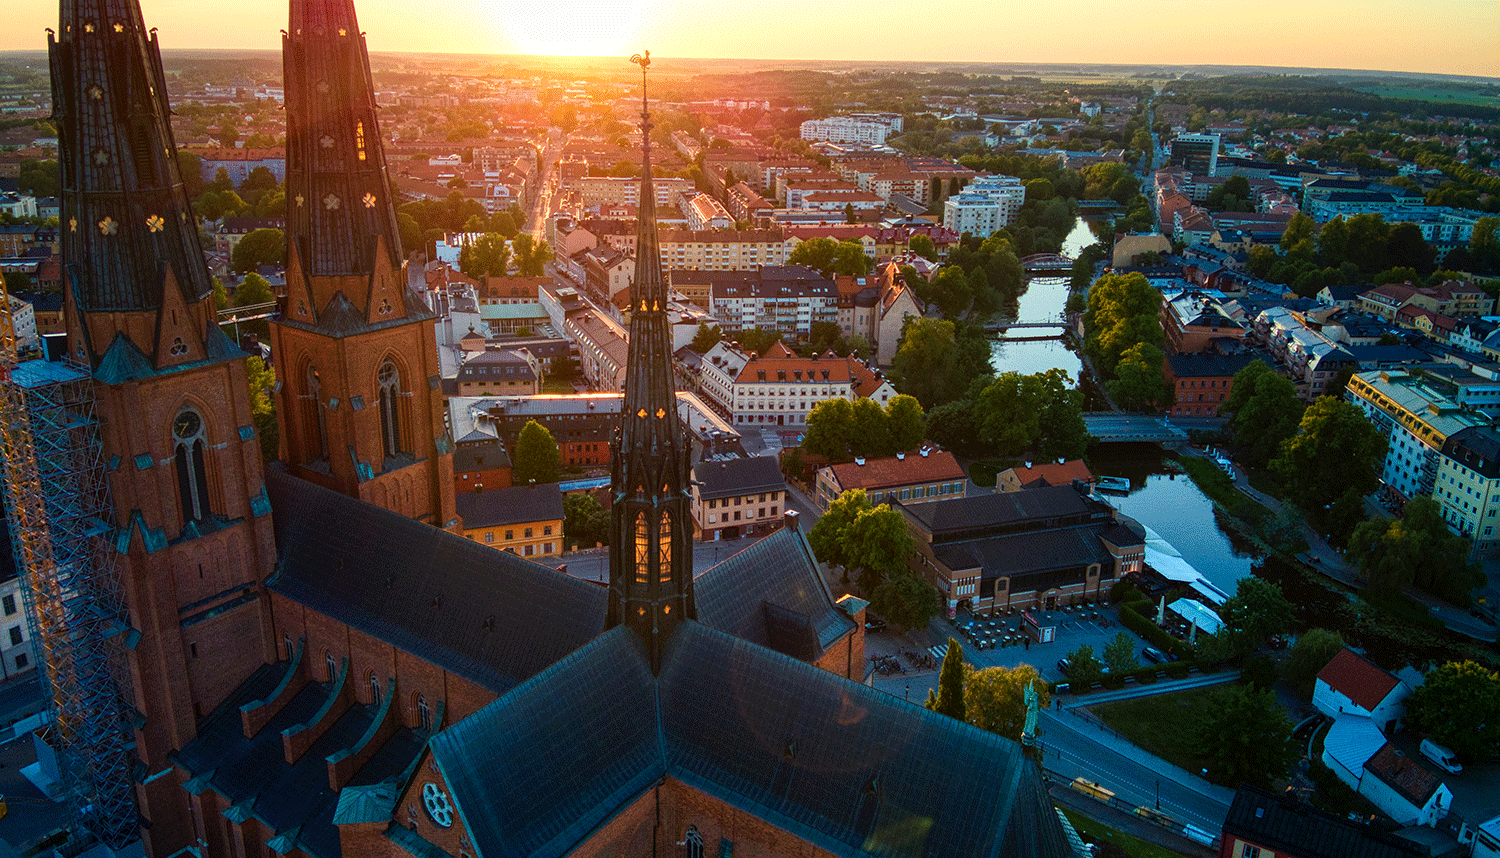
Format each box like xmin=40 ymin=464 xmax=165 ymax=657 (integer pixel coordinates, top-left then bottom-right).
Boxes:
xmin=607 ymin=51 xmax=694 ymax=670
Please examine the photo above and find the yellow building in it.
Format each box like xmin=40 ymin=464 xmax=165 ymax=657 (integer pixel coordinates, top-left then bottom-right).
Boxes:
xmin=456 ymin=483 xmax=565 ymax=558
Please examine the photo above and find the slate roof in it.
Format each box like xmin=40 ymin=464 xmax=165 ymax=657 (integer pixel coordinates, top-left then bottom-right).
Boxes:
xmin=695 ymin=525 xmax=855 ymax=659
xmin=1317 ymin=648 xmax=1401 ymax=711
xmin=902 ymin=484 xmax=1101 ymax=536
xmin=455 ymin=483 xmax=563 ymax=529
xmin=265 ymin=467 xmax=605 ymax=694
xmin=693 ymin=456 xmax=786 ymax=500
xmin=430 ymin=622 xmax=1071 ymax=858
xmin=1222 ymin=785 xmax=1425 ymax=858
xmin=933 ymin=527 xmax=1110 ymax=578
xmin=453 ymin=440 xmax=510 ymax=475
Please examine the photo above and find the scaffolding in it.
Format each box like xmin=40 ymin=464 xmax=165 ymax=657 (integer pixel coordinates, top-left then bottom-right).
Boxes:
xmin=0 ymin=276 xmax=138 ymax=850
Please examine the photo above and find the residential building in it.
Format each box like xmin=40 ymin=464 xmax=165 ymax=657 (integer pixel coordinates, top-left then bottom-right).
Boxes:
xmin=656 ymin=227 xmax=789 ymax=271
xmin=583 ymin=243 xmax=633 ymax=303
xmin=1313 ymin=647 xmax=1411 ymax=732
xmin=799 ymin=116 xmax=894 ymax=146
xmin=683 ymin=192 xmax=732 ymax=230
xmin=1217 ymin=785 xmax=1426 ymax=858
xmin=188 ymin=146 xmax=287 ymax=184
xmin=6 ymin=292 xmax=38 ymax=352
xmin=0 ymin=572 xmax=36 ymax=680
xmin=704 ymin=265 xmax=837 ymax=337
xmin=1164 ymin=354 xmax=1258 ymax=418
xmin=455 ymin=483 xmax=564 ymax=558
xmin=698 ymin=341 xmax=897 ymax=428
xmin=1249 ymin=307 xmax=1358 ymax=400
xmin=1348 ymin=369 xmax=1487 ymax=500
xmin=577 ymin=174 xmax=692 ymax=209
xmin=453 ymin=438 xmax=511 ymax=494
xmin=943 ymin=174 xmax=1026 ymax=235
xmin=455 ymin=349 xmax=540 ymax=396
xmin=564 ymin=310 xmax=629 ymax=390
xmin=690 ymin=456 xmax=788 ymax=540
xmin=815 ymin=448 xmax=967 ymax=510
xmin=214 ymin=216 xmax=287 ymax=258
xmin=995 ymin=460 xmax=1093 ymax=493
xmin=1435 ymin=425 xmax=1500 ymax=554
xmin=1160 ymin=290 xmax=1245 ymax=354
xmin=900 ymin=484 xmax=1146 ymax=617
xmin=1169 ymin=133 xmax=1220 ymax=176
xmin=725 ymin=181 xmax=772 ymax=224
xmin=1322 ymin=718 xmax=1453 ymax=828
xmin=1359 ymin=281 xmax=1494 ymax=322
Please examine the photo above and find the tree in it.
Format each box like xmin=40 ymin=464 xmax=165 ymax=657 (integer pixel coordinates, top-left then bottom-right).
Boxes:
xmin=929 ymin=638 xmax=966 ymax=722
xmin=1220 ymin=577 xmax=1294 ymax=654
xmin=230 ymin=228 xmax=286 ymax=274
xmin=841 ymin=503 xmax=915 ymax=582
xmin=1193 ymin=684 xmax=1296 ymax=789
xmin=928 ymin=265 xmax=973 ymax=319
xmin=974 ymin=372 xmax=1041 ymax=456
xmin=246 ymin=356 xmax=278 ymax=463
xmin=1221 ymin=361 xmax=1303 ymax=468
xmin=1272 ymin=396 xmax=1386 ymax=514
xmin=807 ymin=488 xmax=870 ymax=571
xmin=177 ymin=151 xmax=205 ymax=198
xmin=802 ymin=398 xmax=856 ymax=461
xmin=885 ymin=395 xmax=926 ymax=452
xmin=197 ymin=189 xmax=248 ymax=221
xmin=848 ymin=398 xmax=893 ymax=459
xmin=231 ymin=272 xmax=275 ymax=338
xmin=908 ymin=233 xmax=937 ymax=262
xmin=209 ymin=166 xmax=234 ymax=193
xmin=1106 ymin=342 xmax=1171 ymax=412
xmin=511 ymin=234 xmax=551 ymax=277
xmin=217 ymin=121 xmax=239 ymax=148
xmin=964 ymin=663 xmax=1050 ymax=742
xmin=1386 ymin=222 xmax=1435 ymax=275
xmin=1285 ymin=629 xmax=1344 ymax=694
xmin=512 ymin=420 xmax=560 ymax=484
xmin=788 ymin=237 xmax=871 ymax=278
xmin=1279 ymin=212 xmax=1316 ymax=256
xmin=458 ymin=233 xmax=512 ymax=278
xmin=239 ymin=165 xmax=279 ymax=195
xmin=871 ymin=573 xmax=940 ymax=632
xmin=1064 ymin=645 xmax=1103 ymax=686
xmin=1102 ymin=632 xmax=1138 ymax=674
xmin=690 ymin=322 xmax=723 ymax=353
xmin=1346 ymin=496 xmax=1483 ymax=602
xmin=1406 ymin=661 xmax=1500 ymax=763
xmin=563 ymin=493 xmax=609 ymax=548
xmin=891 ymin=318 xmax=993 ymax=409
xmin=1083 ymin=272 xmax=1163 ymax=378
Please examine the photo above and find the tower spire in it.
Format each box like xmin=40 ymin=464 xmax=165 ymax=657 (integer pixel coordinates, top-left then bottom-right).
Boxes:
xmin=50 ymin=0 xmax=216 ymax=361
xmin=607 ymin=51 xmax=694 ymax=671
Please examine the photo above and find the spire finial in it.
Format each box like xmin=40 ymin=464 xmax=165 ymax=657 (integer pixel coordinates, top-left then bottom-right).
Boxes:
xmin=630 ymin=51 xmax=652 ymax=146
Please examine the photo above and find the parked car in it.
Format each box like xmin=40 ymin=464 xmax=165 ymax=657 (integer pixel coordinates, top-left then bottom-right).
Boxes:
xmin=1142 ymin=647 xmax=1166 ymax=664
xmin=864 ymin=616 xmax=887 ymax=633
xmin=1057 ymin=657 xmax=1072 ymax=675
xmin=1420 ymin=739 xmax=1463 ymax=774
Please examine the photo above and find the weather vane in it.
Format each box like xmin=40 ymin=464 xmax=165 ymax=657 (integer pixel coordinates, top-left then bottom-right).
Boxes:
xmin=630 ymin=50 xmax=652 ymax=137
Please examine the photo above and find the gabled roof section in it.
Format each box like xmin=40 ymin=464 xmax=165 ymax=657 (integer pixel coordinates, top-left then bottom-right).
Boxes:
xmin=454 ymin=483 xmax=563 ymax=529
xmin=903 ymin=484 xmax=1099 ymax=536
xmin=693 ymin=456 xmax=785 ymax=499
xmin=431 ymin=622 xmax=1070 ymax=858
xmin=1222 ymin=785 xmax=1425 ymax=858
xmin=265 ymin=467 xmax=605 ymax=694
xmin=1363 ymin=743 xmax=1442 ymax=807
xmin=1317 ymin=648 xmax=1401 ymax=711
xmin=695 ymin=525 xmax=855 ymax=656
xmin=828 ymin=450 xmax=966 ymax=494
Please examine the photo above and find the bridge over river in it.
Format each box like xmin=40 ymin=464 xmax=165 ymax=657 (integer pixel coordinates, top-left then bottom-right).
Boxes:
xmin=1020 ymin=253 xmax=1074 ymax=273
xmin=1083 ymin=413 xmax=1189 ymax=443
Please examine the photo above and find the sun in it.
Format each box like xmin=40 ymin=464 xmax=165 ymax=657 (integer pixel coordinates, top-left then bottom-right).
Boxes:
xmin=495 ymin=0 xmax=650 ymax=57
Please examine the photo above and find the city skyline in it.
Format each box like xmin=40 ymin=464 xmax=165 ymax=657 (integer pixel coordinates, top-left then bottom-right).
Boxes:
xmin=3 ymin=0 xmax=1499 ymax=79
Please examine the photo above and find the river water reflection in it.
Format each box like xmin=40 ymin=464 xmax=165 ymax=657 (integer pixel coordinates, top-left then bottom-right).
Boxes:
xmin=1088 ymin=446 xmax=1263 ymax=598
xmin=985 ymin=217 xmax=1100 ymax=381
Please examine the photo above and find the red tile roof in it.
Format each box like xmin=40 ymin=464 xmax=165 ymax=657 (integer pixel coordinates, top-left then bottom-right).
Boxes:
xmin=1363 ymin=743 xmax=1442 ymax=806
xmin=1000 ymin=460 xmax=1094 ymax=490
xmin=1317 ymin=648 xmax=1400 ymax=711
xmin=827 ymin=450 xmax=965 ymax=493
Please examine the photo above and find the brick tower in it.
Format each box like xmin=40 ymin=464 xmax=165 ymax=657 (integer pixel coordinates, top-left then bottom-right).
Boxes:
xmin=49 ymin=0 xmax=278 ymax=850
xmin=606 ymin=53 xmax=696 ymax=671
xmin=272 ymin=0 xmax=455 ymax=527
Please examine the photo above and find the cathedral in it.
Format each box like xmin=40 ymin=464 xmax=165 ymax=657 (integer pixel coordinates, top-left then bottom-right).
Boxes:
xmin=43 ymin=0 xmax=1073 ymax=855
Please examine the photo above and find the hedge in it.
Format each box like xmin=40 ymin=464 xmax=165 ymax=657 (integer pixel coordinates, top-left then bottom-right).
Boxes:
xmin=1118 ymin=600 xmax=1193 ymax=659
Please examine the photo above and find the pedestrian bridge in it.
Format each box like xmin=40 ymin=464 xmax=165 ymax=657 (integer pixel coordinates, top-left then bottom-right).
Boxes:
xmin=1083 ymin=413 xmax=1189 ymax=443
xmin=1021 ymin=253 xmax=1075 ymax=273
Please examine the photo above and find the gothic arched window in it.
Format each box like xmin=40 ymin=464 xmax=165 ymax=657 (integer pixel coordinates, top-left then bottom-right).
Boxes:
xmin=355 ymin=120 xmax=367 ymax=161
xmin=417 ymin=694 xmax=431 ymax=731
xmin=684 ymin=826 xmax=703 ymax=858
xmin=634 ymin=513 xmax=649 ymax=585
xmin=172 ymin=408 xmax=212 ymax=523
xmin=657 ymin=511 xmax=672 ymax=584
xmin=369 ymin=672 xmax=381 ymax=703
xmin=325 ymin=650 xmax=337 ymax=682
xmin=304 ymin=364 xmax=329 ymax=459
xmin=378 ymin=359 xmax=402 ymax=458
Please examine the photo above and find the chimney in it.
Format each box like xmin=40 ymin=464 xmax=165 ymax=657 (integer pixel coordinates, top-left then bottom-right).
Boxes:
xmin=783 ymin=509 xmax=800 ymax=531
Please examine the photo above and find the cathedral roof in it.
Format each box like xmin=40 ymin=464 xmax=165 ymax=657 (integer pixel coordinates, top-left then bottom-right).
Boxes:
xmin=265 ymin=467 xmax=606 ymax=694
xmin=430 ymin=621 xmax=1071 ymax=858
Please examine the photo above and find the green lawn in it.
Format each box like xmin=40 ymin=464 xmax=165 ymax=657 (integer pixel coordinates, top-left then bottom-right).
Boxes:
xmin=1089 ymin=687 xmax=1221 ymax=776
xmin=1059 ymin=809 xmax=1193 ymax=858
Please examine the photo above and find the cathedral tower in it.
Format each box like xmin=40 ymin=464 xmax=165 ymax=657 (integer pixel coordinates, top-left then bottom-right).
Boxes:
xmin=273 ymin=0 xmax=455 ymax=527
xmin=606 ymin=53 xmax=695 ymax=670
xmin=50 ymin=0 xmax=278 ymax=849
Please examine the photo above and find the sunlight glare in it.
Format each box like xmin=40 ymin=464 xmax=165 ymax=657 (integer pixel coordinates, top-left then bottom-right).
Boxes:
xmin=492 ymin=0 xmax=650 ymax=57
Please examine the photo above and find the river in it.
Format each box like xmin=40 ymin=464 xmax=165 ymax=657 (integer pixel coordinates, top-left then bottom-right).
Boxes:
xmin=986 ymin=217 xmax=1100 ymax=381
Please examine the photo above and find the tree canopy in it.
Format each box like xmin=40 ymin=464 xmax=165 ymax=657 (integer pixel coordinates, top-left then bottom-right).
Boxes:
xmin=963 ymin=663 xmax=1049 ymax=742
xmin=1106 ymin=342 xmax=1171 ymax=412
xmin=801 ymin=395 xmax=926 ymax=462
xmin=1193 ymin=684 xmax=1296 ymax=789
xmin=1406 ymin=661 xmax=1500 ymax=763
xmin=890 ymin=317 xmax=993 ymax=409
xmin=1346 ymin=496 xmax=1484 ymax=604
xmin=787 ymin=237 xmax=873 ymax=278
xmin=1272 ymin=396 xmax=1386 ymax=514
xmin=458 ymin=233 xmax=512 ymax=278
xmin=1220 ymin=361 xmax=1304 ymax=468
xmin=1284 ymin=629 xmax=1344 ymax=695
xmin=512 ymin=420 xmax=561 ymax=484
xmin=1083 ymin=272 xmax=1164 ymax=379
xmin=1219 ymin=577 xmax=1294 ymax=655
xmin=929 ymin=638 xmax=966 ymax=722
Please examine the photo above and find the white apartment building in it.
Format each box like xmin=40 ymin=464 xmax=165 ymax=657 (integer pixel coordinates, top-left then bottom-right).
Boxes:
xmin=943 ymin=174 xmax=1026 ymax=236
xmin=684 ymin=193 xmax=733 ymax=231
xmin=707 ymin=266 xmax=838 ymax=337
xmin=1435 ymin=426 xmax=1500 ymax=555
xmin=697 ymin=341 xmax=897 ymax=429
xmin=799 ymin=116 xmax=894 ymax=146
xmin=1347 ymin=370 xmax=1487 ymax=501
xmin=657 ymin=229 xmax=790 ymax=272
xmin=577 ymin=175 xmax=693 ymax=210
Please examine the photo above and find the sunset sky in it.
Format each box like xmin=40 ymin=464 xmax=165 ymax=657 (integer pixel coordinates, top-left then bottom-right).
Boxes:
xmin=5 ymin=0 xmax=1498 ymax=79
